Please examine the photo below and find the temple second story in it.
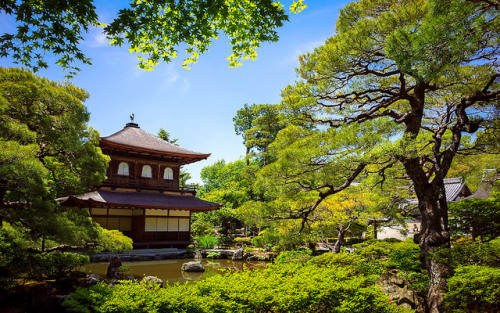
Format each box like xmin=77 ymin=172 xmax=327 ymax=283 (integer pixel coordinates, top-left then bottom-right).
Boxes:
xmin=59 ymin=122 xmax=221 ymax=249
xmin=99 ymin=122 xmax=210 ymax=193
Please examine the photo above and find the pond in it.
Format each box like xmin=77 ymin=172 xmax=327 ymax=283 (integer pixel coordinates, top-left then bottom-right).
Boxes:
xmin=82 ymin=259 xmax=267 ymax=285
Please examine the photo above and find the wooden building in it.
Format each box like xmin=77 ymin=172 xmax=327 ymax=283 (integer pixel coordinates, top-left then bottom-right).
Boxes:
xmin=59 ymin=122 xmax=222 ymax=248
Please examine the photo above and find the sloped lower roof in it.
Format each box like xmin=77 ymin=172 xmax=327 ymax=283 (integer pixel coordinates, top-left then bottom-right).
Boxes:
xmin=58 ymin=190 xmax=222 ymax=211
xmin=101 ymin=123 xmax=210 ymax=158
xmin=443 ymin=177 xmax=471 ymax=202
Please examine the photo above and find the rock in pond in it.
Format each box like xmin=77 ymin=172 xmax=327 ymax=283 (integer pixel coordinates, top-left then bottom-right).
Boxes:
xmin=142 ymin=276 xmax=164 ymax=287
xmin=82 ymin=273 xmax=103 ymax=287
xmin=107 ymin=256 xmax=123 ymax=279
xmin=232 ymin=248 xmax=244 ymax=261
xmin=181 ymin=261 xmax=205 ymax=272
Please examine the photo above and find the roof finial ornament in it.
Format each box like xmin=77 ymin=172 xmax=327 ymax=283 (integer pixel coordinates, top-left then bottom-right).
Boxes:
xmin=130 ymin=113 xmax=135 ymax=122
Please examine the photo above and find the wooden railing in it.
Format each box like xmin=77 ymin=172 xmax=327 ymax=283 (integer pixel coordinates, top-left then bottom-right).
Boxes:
xmin=102 ymin=175 xmax=196 ymax=193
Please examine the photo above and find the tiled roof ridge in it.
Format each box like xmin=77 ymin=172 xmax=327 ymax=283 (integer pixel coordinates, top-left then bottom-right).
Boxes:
xmin=101 ymin=124 xmax=209 ymax=156
xmin=443 ymin=177 xmax=464 ymax=184
xmin=133 ymin=126 xmax=202 ymax=154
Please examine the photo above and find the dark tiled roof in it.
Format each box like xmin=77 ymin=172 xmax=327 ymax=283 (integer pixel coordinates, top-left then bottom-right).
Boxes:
xmin=443 ymin=177 xmax=471 ymax=201
xmin=58 ymin=190 xmax=221 ymax=211
xmin=101 ymin=123 xmax=209 ymax=157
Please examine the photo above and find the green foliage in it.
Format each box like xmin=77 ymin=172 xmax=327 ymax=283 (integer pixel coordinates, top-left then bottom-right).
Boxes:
xmin=191 ymin=207 xmax=242 ymax=242
xmin=198 ymin=159 xmax=256 ymax=209
xmin=448 ymin=155 xmax=500 ymax=191
xmin=386 ymin=240 xmax=423 ymax=273
xmin=206 ymin=251 xmax=221 ymax=259
xmin=308 ymin=252 xmax=383 ymax=279
xmin=0 ymin=68 xmax=131 ymax=280
xmin=29 ymin=251 xmax=89 ymax=280
xmin=274 ymin=250 xmax=312 ymax=265
xmin=432 ymin=237 xmax=500 ymax=269
xmin=157 ymin=128 xmax=179 ymax=145
xmin=65 ymin=262 xmax=410 ymax=313
xmin=0 ymin=223 xmax=89 ymax=280
xmin=351 ymin=239 xmax=426 ymax=290
xmin=250 ymin=225 xmax=314 ymax=252
xmin=94 ymin=229 xmax=133 ymax=253
xmin=449 ymin=192 xmax=500 ymax=241
xmin=1 ymin=1 xmax=307 ymax=73
xmin=444 ymin=265 xmax=500 ymax=313
xmin=0 ymin=67 xmax=108 ymax=243
xmin=234 ymin=237 xmax=252 ymax=245
xmin=0 ymin=1 xmax=99 ymax=77
xmin=233 ymin=103 xmax=311 ymax=165
xmin=196 ymin=234 xmax=219 ymax=249
xmin=250 ymin=2 xmax=499 ymax=309
xmin=353 ymin=239 xmax=395 ymax=260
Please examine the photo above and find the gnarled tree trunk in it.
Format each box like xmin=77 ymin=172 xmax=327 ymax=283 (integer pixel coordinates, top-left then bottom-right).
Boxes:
xmin=412 ymin=178 xmax=451 ymax=313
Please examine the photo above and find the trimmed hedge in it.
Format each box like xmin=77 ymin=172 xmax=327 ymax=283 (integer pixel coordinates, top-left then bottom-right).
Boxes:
xmin=65 ymin=261 xmax=411 ymax=313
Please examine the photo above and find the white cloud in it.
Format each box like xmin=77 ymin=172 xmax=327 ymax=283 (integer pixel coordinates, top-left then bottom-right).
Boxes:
xmin=158 ymin=64 xmax=190 ymax=96
xmin=287 ymin=39 xmax=325 ymax=65
xmin=86 ymin=27 xmax=110 ymax=48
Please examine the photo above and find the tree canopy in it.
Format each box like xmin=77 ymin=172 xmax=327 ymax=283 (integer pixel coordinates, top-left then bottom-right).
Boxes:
xmin=0 ymin=0 xmax=307 ymax=76
xmin=247 ymin=0 xmax=498 ymax=311
xmin=0 ymin=68 xmax=131 ymax=280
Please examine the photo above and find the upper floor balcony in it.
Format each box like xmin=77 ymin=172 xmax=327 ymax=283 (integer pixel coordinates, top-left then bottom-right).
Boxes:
xmin=101 ymin=174 xmax=196 ymax=194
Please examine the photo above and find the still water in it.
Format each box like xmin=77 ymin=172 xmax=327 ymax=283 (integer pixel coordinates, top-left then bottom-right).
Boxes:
xmin=82 ymin=259 xmax=267 ymax=285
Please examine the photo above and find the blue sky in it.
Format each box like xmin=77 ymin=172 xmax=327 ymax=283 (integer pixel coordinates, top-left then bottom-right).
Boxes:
xmin=0 ymin=0 xmax=350 ymax=184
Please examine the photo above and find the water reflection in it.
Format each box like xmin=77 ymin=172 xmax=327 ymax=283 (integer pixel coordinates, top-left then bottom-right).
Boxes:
xmin=82 ymin=259 xmax=267 ymax=285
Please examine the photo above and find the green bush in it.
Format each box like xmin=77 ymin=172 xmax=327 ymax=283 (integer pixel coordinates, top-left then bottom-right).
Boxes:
xmin=250 ymin=227 xmax=311 ymax=252
xmin=234 ymin=237 xmax=252 ymax=245
xmin=65 ymin=262 xmax=412 ymax=313
xmin=353 ymin=239 xmax=393 ymax=260
xmin=274 ymin=250 xmax=312 ymax=265
xmin=196 ymin=234 xmax=219 ymax=249
xmin=432 ymin=237 xmax=500 ymax=269
xmin=206 ymin=251 xmax=221 ymax=259
xmin=28 ymin=251 xmax=89 ymax=280
xmin=444 ymin=265 xmax=500 ymax=313
xmin=95 ymin=229 xmax=133 ymax=253
xmin=386 ymin=239 xmax=423 ymax=273
xmin=308 ymin=251 xmax=384 ymax=278
xmin=0 ymin=223 xmax=89 ymax=281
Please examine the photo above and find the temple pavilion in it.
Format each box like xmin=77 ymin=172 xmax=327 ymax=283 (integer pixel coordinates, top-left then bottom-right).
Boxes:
xmin=59 ymin=122 xmax=222 ymax=248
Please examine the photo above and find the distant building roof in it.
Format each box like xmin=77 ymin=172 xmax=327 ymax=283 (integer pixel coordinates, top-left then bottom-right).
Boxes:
xmin=58 ymin=190 xmax=222 ymax=211
xmin=101 ymin=123 xmax=210 ymax=159
xmin=465 ymin=169 xmax=499 ymax=200
xmin=443 ymin=177 xmax=472 ymax=202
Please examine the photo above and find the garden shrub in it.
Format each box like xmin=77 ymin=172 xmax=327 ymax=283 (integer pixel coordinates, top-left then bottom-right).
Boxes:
xmin=249 ymin=227 xmax=310 ymax=252
xmin=432 ymin=236 xmax=500 ymax=269
xmin=64 ymin=262 xmax=412 ymax=313
xmin=29 ymin=251 xmax=89 ymax=280
xmin=196 ymin=234 xmax=219 ymax=249
xmin=444 ymin=265 xmax=500 ymax=313
xmin=234 ymin=237 xmax=252 ymax=245
xmin=344 ymin=237 xmax=366 ymax=246
xmin=206 ymin=251 xmax=221 ymax=259
xmin=386 ymin=239 xmax=422 ymax=273
xmin=274 ymin=250 xmax=312 ymax=265
xmin=94 ymin=229 xmax=133 ymax=253
xmin=307 ymin=251 xmax=383 ymax=279
xmin=353 ymin=239 xmax=393 ymax=260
